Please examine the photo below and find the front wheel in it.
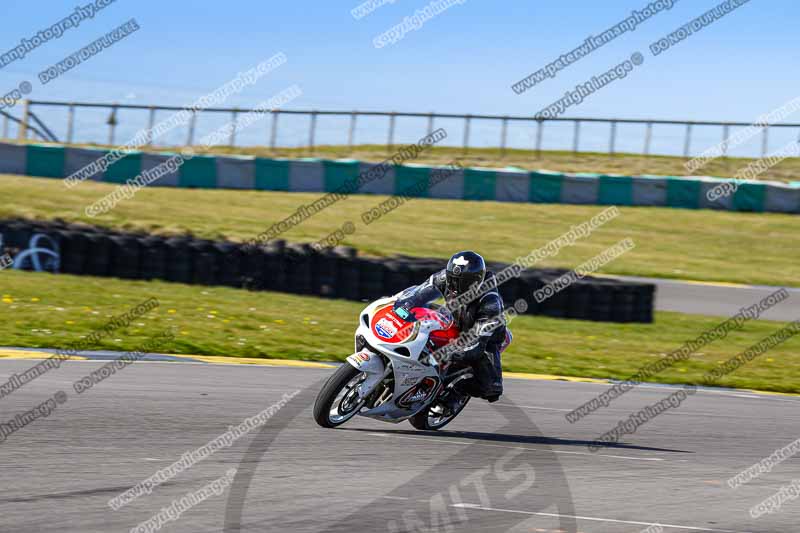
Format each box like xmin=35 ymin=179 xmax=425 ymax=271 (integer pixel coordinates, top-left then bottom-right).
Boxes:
xmin=409 ymin=393 xmax=470 ymax=431
xmin=313 ymin=364 xmax=367 ymax=428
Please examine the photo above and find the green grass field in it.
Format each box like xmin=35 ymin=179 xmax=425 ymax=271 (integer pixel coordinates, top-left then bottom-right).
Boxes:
xmin=1 ymin=270 xmax=799 ymax=393
xmin=65 ymin=142 xmax=800 ymax=184
xmin=2 ymin=173 xmax=799 ymax=287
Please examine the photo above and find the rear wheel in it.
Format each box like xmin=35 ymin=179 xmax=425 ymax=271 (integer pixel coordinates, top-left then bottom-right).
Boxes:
xmin=409 ymin=393 xmax=470 ymax=431
xmin=313 ymin=364 xmax=367 ymax=428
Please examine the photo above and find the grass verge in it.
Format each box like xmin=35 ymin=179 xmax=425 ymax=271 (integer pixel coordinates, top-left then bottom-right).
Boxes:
xmin=2 ymin=174 xmax=799 ymax=287
xmin=1 ymin=270 xmax=799 ymax=393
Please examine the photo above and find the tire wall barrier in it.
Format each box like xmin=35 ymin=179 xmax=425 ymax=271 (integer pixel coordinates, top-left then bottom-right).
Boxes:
xmin=1 ymin=142 xmax=798 ymax=213
xmin=0 ymin=219 xmax=655 ymax=323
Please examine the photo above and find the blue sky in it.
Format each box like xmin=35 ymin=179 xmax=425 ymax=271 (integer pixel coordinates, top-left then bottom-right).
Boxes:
xmin=0 ymin=0 xmax=796 ymax=155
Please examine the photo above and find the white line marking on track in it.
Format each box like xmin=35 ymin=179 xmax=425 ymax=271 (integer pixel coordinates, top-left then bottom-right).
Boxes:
xmin=366 ymin=432 xmax=664 ymax=462
xmin=531 ymin=378 xmax=800 ymax=403
xmin=451 ymin=503 xmax=753 ymax=532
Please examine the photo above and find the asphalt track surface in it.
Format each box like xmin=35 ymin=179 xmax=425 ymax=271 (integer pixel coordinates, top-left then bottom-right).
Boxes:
xmin=605 ymin=276 xmax=799 ymax=321
xmin=1 ymin=359 xmax=798 ymax=532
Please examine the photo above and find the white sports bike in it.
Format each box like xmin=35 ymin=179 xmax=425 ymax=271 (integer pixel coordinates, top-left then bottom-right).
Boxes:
xmin=313 ymin=284 xmax=482 ymax=431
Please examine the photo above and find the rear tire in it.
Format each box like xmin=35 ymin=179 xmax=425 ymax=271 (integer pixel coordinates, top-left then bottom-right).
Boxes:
xmin=409 ymin=394 xmax=470 ymax=431
xmin=313 ymin=364 xmax=365 ymax=428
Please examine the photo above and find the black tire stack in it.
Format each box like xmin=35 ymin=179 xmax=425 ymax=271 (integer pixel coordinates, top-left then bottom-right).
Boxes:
xmin=0 ymin=218 xmax=655 ymax=323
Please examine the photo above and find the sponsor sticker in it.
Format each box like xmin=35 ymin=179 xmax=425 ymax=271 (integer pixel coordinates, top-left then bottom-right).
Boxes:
xmin=397 ymin=377 xmax=439 ymax=407
xmin=375 ymin=318 xmax=397 ymax=339
xmin=401 ymin=375 xmax=418 ymax=386
xmin=409 ymin=389 xmax=427 ymax=402
xmin=386 ymin=312 xmax=404 ymax=326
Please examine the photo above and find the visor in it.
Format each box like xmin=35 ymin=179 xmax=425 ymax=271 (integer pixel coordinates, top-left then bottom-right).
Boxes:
xmin=446 ymin=272 xmax=481 ymax=296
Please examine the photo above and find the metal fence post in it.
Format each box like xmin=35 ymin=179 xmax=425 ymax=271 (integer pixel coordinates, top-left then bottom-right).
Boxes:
xmin=308 ymin=110 xmax=317 ymax=152
xmin=573 ymin=120 xmax=581 ymax=154
xmin=107 ymin=105 xmax=118 ymax=146
xmin=535 ymin=118 xmax=543 ymax=159
xmin=1 ymin=114 xmax=7 ymax=140
xmin=427 ymin=112 xmax=434 ymax=136
xmin=18 ymin=99 xmax=30 ymax=141
xmin=186 ymin=110 xmax=196 ymax=146
xmin=721 ymin=124 xmax=730 ymax=158
xmin=270 ymin=111 xmax=279 ymax=150
xmin=66 ymin=104 xmax=75 ymax=144
xmin=683 ymin=123 xmax=692 ymax=158
xmin=146 ymin=106 xmax=156 ymax=146
xmin=500 ymin=116 xmax=508 ymax=158
xmin=609 ymin=120 xmax=617 ymax=155
xmin=347 ymin=112 xmax=357 ymax=148
xmin=230 ymin=109 xmax=239 ymax=146
xmin=387 ymin=112 xmax=396 ymax=152
xmin=463 ymin=114 xmax=471 ymax=154
xmin=761 ymin=126 xmax=769 ymax=157
xmin=643 ymin=121 xmax=652 ymax=156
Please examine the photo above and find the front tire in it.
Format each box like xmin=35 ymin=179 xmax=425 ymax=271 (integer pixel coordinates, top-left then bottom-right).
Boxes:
xmin=313 ymin=364 xmax=366 ymax=428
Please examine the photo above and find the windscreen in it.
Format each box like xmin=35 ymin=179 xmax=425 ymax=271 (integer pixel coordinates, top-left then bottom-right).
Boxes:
xmin=392 ymin=283 xmax=444 ymax=322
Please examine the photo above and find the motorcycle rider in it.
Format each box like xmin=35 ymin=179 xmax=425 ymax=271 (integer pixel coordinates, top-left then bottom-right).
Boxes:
xmin=406 ymin=251 xmax=508 ymax=403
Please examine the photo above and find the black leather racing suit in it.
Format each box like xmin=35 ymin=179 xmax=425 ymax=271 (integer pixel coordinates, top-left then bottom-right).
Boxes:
xmin=426 ymin=269 xmax=506 ymax=400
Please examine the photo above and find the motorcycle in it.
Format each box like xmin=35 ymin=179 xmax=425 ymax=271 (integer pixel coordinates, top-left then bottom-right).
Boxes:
xmin=313 ymin=283 xmax=477 ymax=431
